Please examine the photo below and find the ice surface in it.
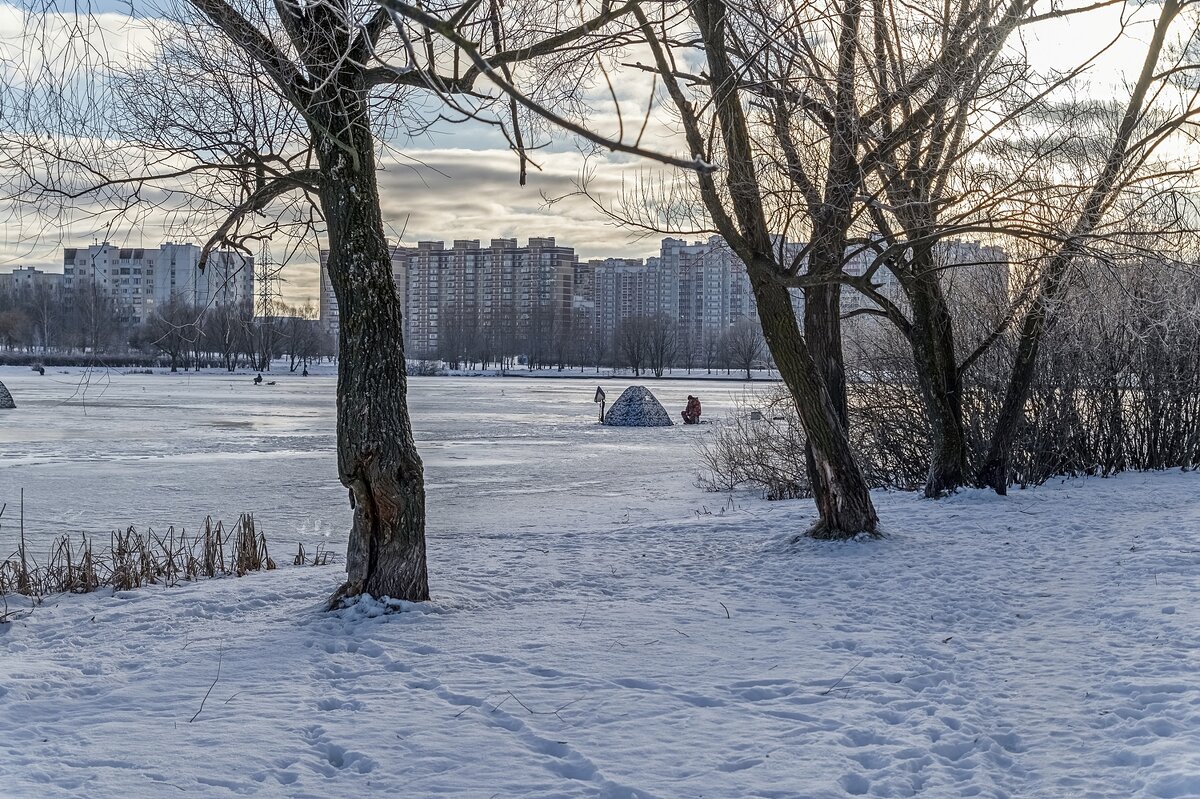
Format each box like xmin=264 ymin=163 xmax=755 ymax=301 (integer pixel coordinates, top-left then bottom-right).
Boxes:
xmin=1 ymin=367 xmax=1198 ymax=798
xmin=0 ymin=367 xmax=733 ymax=555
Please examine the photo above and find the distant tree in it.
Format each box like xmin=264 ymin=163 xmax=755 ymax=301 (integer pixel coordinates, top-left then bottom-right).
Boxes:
xmin=0 ymin=309 xmax=31 ymax=350
xmin=617 ymin=316 xmax=652 ymax=376
xmin=24 ymin=284 xmax=60 ymax=352
xmin=68 ymin=284 xmax=123 ymax=355
xmin=147 ymin=298 xmax=200 ymax=372
xmin=646 ymin=314 xmax=678 ymax=378
xmin=438 ymin=304 xmax=478 ymax=370
xmin=579 ymin=316 xmax=610 ymax=373
xmin=676 ymin=321 xmax=699 ymax=374
xmin=702 ymin=329 xmax=722 ymax=375
xmin=202 ymin=300 xmax=249 ymax=371
xmin=725 ymin=320 xmax=765 ymax=381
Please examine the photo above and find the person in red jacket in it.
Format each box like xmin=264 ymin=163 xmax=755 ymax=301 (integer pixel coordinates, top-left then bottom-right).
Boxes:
xmin=682 ymin=395 xmax=702 ymax=424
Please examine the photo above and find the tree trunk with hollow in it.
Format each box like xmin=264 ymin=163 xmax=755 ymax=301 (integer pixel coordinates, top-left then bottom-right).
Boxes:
xmin=317 ymin=91 xmax=428 ymax=606
xmin=751 ymin=269 xmax=878 ymax=538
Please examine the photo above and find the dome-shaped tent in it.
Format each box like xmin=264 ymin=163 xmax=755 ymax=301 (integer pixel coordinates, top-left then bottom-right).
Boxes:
xmin=602 ymin=385 xmax=673 ymax=427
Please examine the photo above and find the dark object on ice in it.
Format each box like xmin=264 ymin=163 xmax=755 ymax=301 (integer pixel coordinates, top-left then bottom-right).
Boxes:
xmin=682 ymin=395 xmax=702 ymax=425
xmin=267 ymin=381 xmax=276 ymax=386
xmin=594 ymin=385 xmax=607 ymax=422
xmin=750 ymin=410 xmax=763 ymax=421
xmin=31 ymin=363 xmax=44 ymax=375
xmin=253 ymin=373 xmax=263 ymax=385
xmin=602 ymin=385 xmax=673 ymax=427
xmin=0 ymin=379 xmax=14 ymax=409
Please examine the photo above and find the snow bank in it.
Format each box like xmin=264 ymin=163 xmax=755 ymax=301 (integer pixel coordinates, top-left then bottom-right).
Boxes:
xmin=602 ymin=385 xmax=674 ymax=427
xmin=2 ymin=471 xmax=1198 ymax=798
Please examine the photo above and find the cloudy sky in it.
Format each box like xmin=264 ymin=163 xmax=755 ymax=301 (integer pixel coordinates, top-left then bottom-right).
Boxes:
xmin=0 ymin=0 xmax=1166 ymax=305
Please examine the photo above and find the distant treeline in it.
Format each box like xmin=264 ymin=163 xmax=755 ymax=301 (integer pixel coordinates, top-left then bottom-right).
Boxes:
xmin=0 ymin=285 xmax=335 ymax=372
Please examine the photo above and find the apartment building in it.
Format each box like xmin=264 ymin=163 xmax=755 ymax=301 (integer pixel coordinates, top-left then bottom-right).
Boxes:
xmin=322 ymin=237 xmax=580 ymax=357
xmin=63 ymin=242 xmax=253 ymax=324
xmin=588 ymin=257 xmax=660 ymax=346
xmin=3 ymin=266 xmax=64 ymax=295
xmin=317 ymin=233 xmax=1006 ymax=361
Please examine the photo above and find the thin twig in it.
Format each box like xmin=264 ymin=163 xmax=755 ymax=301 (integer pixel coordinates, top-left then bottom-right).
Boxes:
xmin=820 ymin=656 xmax=866 ymax=696
xmin=190 ymin=645 xmax=224 ymax=723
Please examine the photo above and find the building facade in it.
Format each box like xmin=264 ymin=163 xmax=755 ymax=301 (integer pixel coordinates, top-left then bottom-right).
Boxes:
xmin=62 ymin=242 xmax=253 ymax=324
xmin=322 ymin=237 xmax=580 ymax=359
xmin=3 ymin=266 xmax=64 ymax=295
xmin=317 ymin=234 xmax=1006 ymax=362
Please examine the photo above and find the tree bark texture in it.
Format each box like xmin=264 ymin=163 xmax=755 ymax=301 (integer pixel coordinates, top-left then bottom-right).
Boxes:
xmin=317 ymin=89 xmax=429 ymax=605
xmin=802 ymin=244 xmax=851 ymax=510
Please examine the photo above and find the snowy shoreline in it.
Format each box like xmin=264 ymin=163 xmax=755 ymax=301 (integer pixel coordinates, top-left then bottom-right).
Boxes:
xmin=0 ymin=363 xmax=784 ymax=382
xmin=2 ymin=471 xmax=1198 ymax=798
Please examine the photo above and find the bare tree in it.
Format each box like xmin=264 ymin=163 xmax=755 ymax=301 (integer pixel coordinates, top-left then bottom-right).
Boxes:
xmin=827 ymin=0 xmax=1200 ymax=496
xmin=146 ymin=297 xmax=200 ymax=372
xmin=975 ymin=0 xmax=1200 ymax=492
xmin=724 ymin=319 xmax=764 ymax=381
xmin=621 ymin=0 xmax=894 ymax=537
xmin=203 ymin=300 xmax=253 ymax=371
xmin=617 ymin=316 xmax=652 ymax=376
xmin=646 ymin=313 xmax=678 ymax=377
xmin=0 ymin=309 xmax=32 ymax=351
xmin=6 ymin=0 xmax=676 ymax=604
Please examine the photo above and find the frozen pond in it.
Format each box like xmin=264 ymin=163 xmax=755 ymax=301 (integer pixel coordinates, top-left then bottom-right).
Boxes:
xmin=0 ymin=368 xmax=761 ymax=558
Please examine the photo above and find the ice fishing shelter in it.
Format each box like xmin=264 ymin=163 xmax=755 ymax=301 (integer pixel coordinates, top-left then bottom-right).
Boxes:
xmin=0 ymin=380 xmax=14 ymax=410
xmin=601 ymin=385 xmax=673 ymax=427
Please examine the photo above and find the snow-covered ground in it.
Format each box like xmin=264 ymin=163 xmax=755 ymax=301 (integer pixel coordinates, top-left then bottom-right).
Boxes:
xmin=2 ymin=368 xmax=1199 ymax=798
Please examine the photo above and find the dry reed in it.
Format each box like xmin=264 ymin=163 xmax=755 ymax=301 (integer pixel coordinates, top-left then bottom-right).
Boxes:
xmin=0 ymin=514 xmax=276 ymax=600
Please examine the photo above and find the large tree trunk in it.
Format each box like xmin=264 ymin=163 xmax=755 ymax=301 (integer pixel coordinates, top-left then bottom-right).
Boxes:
xmin=907 ymin=268 xmax=968 ymax=497
xmin=318 ymin=97 xmax=429 ymax=606
xmin=802 ymin=244 xmax=851 ymax=518
xmin=752 ymin=270 xmax=878 ymax=538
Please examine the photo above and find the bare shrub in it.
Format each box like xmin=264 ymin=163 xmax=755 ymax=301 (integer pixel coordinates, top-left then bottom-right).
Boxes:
xmin=999 ymin=260 xmax=1200 ymax=487
xmin=697 ymin=388 xmax=809 ymax=500
xmin=698 ymin=375 xmax=930 ymax=499
xmin=700 ymin=258 xmax=1200 ymax=498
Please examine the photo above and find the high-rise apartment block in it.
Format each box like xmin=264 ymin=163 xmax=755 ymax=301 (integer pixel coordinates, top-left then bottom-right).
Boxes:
xmin=318 ymin=235 xmax=1003 ymax=359
xmin=62 ymin=242 xmax=254 ymax=324
xmin=321 ymin=237 xmax=577 ymax=354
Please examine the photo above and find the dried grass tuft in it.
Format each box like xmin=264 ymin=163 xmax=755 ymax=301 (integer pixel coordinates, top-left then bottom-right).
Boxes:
xmin=0 ymin=514 xmax=276 ymax=600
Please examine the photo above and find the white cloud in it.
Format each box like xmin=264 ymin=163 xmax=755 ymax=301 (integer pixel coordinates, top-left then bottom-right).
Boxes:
xmin=0 ymin=143 xmax=686 ymax=306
